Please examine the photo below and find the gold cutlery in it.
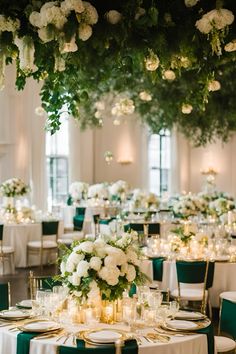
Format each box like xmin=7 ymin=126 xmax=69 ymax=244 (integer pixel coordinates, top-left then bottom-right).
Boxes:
xmin=34 ymin=329 xmax=64 ymax=340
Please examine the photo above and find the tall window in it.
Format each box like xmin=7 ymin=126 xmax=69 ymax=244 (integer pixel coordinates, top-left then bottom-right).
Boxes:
xmin=46 ymin=115 xmax=69 ymax=209
xmin=148 ymin=130 xmax=171 ymax=195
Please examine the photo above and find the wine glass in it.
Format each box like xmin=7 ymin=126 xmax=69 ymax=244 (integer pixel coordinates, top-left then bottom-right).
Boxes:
xmin=169 ymin=301 xmax=180 ymax=319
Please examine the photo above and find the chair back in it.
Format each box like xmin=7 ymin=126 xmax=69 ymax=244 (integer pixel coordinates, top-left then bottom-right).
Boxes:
xmin=75 ymin=207 xmax=86 ymax=216
xmin=124 ymin=223 xmax=143 ymax=233
xmin=152 ymin=257 xmax=165 ymax=281
xmin=29 ymin=271 xmax=62 ymax=299
xmin=0 ymin=283 xmax=10 ymax=310
xmin=148 ymin=223 xmax=160 ymax=235
xmin=42 ymin=221 xmax=59 ymax=237
xmin=220 ymin=298 xmax=236 ymax=340
xmin=176 ymin=260 xmax=207 ymax=284
xmin=0 ymin=224 xmax=3 ymax=242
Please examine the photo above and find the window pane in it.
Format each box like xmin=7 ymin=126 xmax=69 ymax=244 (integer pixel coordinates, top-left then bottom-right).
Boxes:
xmin=148 ymin=131 xmax=171 ymax=195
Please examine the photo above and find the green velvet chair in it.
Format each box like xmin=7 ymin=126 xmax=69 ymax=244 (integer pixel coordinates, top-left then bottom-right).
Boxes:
xmin=152 ymin=257 xmax=165 ymax=282
xmin=215 ymin=298 xmax=236 ymax=352
xmin=73 ymin=207 xmax=86 ymax=231
xmin=0 ymin=282 xmax=10 ymax=310
xmin=0 ymin=223 xmax=15 ymax=274
xmin=171 ymin=260 xmax=215 ymax=314
xmin=26 ymin=221 xmax=59 ymax=269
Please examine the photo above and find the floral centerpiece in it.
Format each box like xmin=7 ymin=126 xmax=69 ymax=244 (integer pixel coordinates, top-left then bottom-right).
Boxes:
xmin=172 ymin=194 xmax=198 ymax=219
xmin=129 ymin=189 xmax=146 ymax=210
xmin=87 ymin=183 xmax=109 ymax=200
xmin=69 ymin=181 xmax=89 ymax=204
xmin=144 ymin=192 xmax=160 ymax=209
xmin=209 ymin=197 xmax=235 ymax=218
xmin=109 ymin=180 xmax=129 ymax=201
xmin=59 ymin=232 xmax=147 ymax=302
xmin=171 ymin=225 xmax=195 ymax=246
xmin=0 ymin=178 xmax=29 ymax=197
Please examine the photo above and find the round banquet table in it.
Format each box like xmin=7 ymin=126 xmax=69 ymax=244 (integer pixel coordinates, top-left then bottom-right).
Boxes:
xmin=141 ymin=259 xmax=236 ymax=308
xmin=0 ymin=322 xmax=209 ymax=354
xmin=2 ymin=222 xmax=64 ymax=269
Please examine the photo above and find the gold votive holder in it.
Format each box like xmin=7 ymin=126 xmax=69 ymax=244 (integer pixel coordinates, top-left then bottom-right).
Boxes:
xmin=101 ymin=301 xmax=115 ymax=324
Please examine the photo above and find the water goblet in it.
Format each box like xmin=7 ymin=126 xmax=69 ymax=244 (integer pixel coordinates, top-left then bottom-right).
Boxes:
xmin=169 ymin=301 xmax=179 ymax=319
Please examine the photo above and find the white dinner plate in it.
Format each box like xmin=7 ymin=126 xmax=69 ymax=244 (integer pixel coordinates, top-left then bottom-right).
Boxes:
xmin=175 ymin=311 xmax=206 ymax=321
xmin=0 ymin=310 xmax=30 ymax=320
xmin=16 ymin=300 xmax=32 ymax=309
xmin=20 ymin=321 xmax=60 ymax=333
xmin=86 ymin=330 xmax=122 ymax=343
xmin=166 ymin=320 xmax=199 ymax=330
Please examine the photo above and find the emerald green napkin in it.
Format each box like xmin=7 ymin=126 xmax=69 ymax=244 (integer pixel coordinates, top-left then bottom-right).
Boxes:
xmin=59 ymin=339 xmax=138 ymax=354
xmin=197 ymin=323 xmax=214 ymax=354
xmin=16 ymin=332 xmax=38 ymax=354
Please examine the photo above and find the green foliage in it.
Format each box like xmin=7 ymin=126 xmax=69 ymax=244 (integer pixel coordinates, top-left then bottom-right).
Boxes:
xmin=1 ymin=1 xmax=236 ymax=144
xmin=171 ymin=226 xmax=195 ymax=245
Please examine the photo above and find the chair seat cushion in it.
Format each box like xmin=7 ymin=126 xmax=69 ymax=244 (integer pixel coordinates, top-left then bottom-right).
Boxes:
xmin=1 ymin=246 xmax=14 ymax=254
xmin=58 ymin=238 xmax=73 ymax=245
xmin=62 ymin=232 xmax=84 ymax=241
xmin=220 ymin=292 xmax=236 ymax=303
xmin=171 ymin=288 xmax=207 ymax=301
xmin=215 ymin=335 xmax=236 ymax=352
xmin=27 ymin=241 xmax=57 ymax=249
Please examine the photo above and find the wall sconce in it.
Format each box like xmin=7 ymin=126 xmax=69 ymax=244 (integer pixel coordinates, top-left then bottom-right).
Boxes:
xmin=117 ymin=159 xmax=133 ymax=165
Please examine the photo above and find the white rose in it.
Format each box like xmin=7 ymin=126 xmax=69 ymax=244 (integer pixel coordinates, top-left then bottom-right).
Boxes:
xmin=67 ymin=252 xmax=85 ymax=265
xmin=145 ymin=54 xmax=160 ymax=71
xmin=181 ymin=103 xmax=193 ymax=114
xmin=139 ymin=91 xmax=152 ymax=101
xmin=35 ymin=106 xmax=45 ymax=116
xmin=225 ymin=39 xmax=236 ymax=52
xmin=38 ymin=27 xmax=55 ymax=43
xmin=185 ymin=0 xmax=199 ymax=7
xmin=104 ymin=255 xmax=116 ymax=267
xmin=163 ymin=70 xmax=176 ymax=81
xmin=29 ymin=11 xmax=46 ymax=28
xmin=106 ymin=10 xmax=122 ymax=24
xmin=76 ymin=260 xmax=90 ymax=277
xmin=77 ymin=241 xmax=94 ymax=253
xmin=78 ymin=23 xmax=92 ymax=41
xmin=71 ymin=272 xmax=81 ymax=286
xmin=60 ymin=261 xmax=66 ymax=275
xmin=79 ymin=1 xmax=98 ymax=25
xmin=121 ymin=262 xmax=128 ymax=274
xmin=90 ymin=256 xmax=102 ymax=271
xmin=126 ymin=264 xmax=136 ymax=282
xmin=61 ymin=0 xmax=84 ymax=15
xmin=98 ymin=266 xmax=120 ymax=285
xmin=126 ymin=249 xmax=140 ymax=266
xmin=65 ymin=260 xmax=75 ymax=273
xmin=105 ymin=246 xmax=127 ymax=265
xmin=208 ymin=80 xmax=221 ymax=92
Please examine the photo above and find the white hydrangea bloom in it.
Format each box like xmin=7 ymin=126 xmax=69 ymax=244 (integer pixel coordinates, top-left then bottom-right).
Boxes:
xmin=196 ymin=9 xmax=234 ymax=34
xmin=29 ymin=11 xmax=46 ymax=28
xmin=71 ymin=272 xmax=81 ymax=286
xmin=126 ymin=248 xmax=140 ymax=266
xmin=106 ymin=10 xmax=122 ymax=24
xmin=67 ymin=251 xmax=85 ymax=265
xmin=76 ymin=260 xmax=90 ymax=277
xmin=78 ymin=23 xmax=92 ymax=41
xmin=99 ymin=266 xmax=120 ymax=286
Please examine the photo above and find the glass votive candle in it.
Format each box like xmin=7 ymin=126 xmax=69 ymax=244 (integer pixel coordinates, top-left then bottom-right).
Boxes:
xmin=84 ymin=306 xmax=100 ymax=325
xmin=101 ymin=302 xmax=114 ymax=324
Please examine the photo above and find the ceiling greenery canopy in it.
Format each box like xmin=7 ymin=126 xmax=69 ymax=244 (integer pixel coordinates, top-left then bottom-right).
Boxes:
xmin=1 ymin=0 xmax=236 ymax=145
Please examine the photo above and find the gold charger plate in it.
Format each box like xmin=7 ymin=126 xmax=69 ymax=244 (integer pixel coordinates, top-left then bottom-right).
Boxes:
xmin=161 ymin=318 xmax=211 ymax=332
xmin=19 ymin=320 xmax=61 ymax=333
xmin=81 ymin=328 xmax=128 ymax=345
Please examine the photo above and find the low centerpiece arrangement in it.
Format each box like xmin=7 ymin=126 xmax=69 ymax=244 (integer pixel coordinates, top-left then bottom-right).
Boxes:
xmin=69 ymin=181 xmax=89 ymax=205
xmin=58 ymin=232 xmax=147 ymax=323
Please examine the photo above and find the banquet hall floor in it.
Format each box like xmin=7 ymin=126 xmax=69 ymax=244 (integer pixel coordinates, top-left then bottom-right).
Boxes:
xmin=0 ymin=266 xmax=219 ymax=334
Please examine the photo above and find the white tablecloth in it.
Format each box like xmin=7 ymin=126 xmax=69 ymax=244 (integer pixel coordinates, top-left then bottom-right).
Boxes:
xmin=142 ymin=259 xmax=236 ymax=308
xmin=2 ymin=222 xmax=63 ymax=268
xmin=0 ymin=323 xmax=208 ymax=354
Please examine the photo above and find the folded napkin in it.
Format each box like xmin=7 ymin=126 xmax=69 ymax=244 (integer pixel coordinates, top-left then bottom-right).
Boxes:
xmin=59 ymin=339 xmax=138 ymax=354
